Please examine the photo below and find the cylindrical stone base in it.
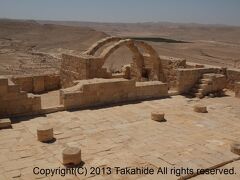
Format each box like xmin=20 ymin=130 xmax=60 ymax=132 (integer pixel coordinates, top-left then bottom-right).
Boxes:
xmin=194 ymin=104 xmax=207 ymax=113
xmin=151 ymin=111 xmax=165 ymax=122
xmin=62 ymin=147 xmax=82 ymax=165
xmin=37 ymin=125 xmax=54 ymax=142
xmin=231 ymin=142 xmax=240 ymax=155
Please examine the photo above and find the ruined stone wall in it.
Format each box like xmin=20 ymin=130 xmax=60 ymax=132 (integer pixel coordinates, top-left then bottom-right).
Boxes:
xmin=226 ymin=69 xmax=240 ymax=90
xmin=177 ymin=68 xmax=224 ymax=94
xmin=0 ymin=76 xmax=41 ymax=118
xmin=11 ymin=74 xmax=60 ymax=94
xmin=160 ymin=56 xmax=186 ymax=88
xmin=235 ymin=82 xmax=240 ymax=98
xmin=60 ymin=54 xmax=111 ymax=88
xmin=61 ymin=54 xmax=90 ymax=88
xmin=60 ymin=78 xmax=168 ymax=109
xmin=202 ymin=74 xmax=227 ymax=95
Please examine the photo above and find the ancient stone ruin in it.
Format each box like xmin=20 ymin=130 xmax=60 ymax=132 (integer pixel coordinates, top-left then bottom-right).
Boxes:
xmin=0 ymin=36 xmax=240 ymax=118
xmin=1 ymin=36 xmax=240 ymax=179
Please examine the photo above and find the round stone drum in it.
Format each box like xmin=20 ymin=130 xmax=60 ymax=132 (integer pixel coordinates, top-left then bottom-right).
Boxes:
xmin=62 ymin=146 xmax=82 ymax=165
xmin=194 ymin=104 xmax=207 ymax=113
xmin=37 ymin=124 xmax=54 ymax=142
xmin=231 ymin=142 xmax=240 ymax=155
xmin=151 ymin=111 xmax=165 ymax=122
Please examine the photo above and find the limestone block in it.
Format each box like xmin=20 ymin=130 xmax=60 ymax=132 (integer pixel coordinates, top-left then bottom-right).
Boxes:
xmin=33 ymin=76 xmax=45 ymax=94
xmin=62 ymin=147 xmax=82 ymax=165
xmin=11 ymin=76 xmax=33 ymax=92
xmin=44 ymin=75 xmax=60 ymax=91
xmin=37 ymin=125 xmax=54 ymax=142
xmin=230 ymin=142 xmax=240 ymax=155
xmin=0 ymin=77 xmax=8 ymax=86
xmin=151 ymin=111 xmax=165 ymax=122
xmin=0 ymin=84 xmax=7 ymax=95
xmin=0 ymin=119 xmax=11 ymax=129
xmin=194 ymin=104 xmax=207 ymax=113
xmin=0 ymin=77 xmax=8 ymax=96
xmin=235 ymin=82 xmax=240 ymax=98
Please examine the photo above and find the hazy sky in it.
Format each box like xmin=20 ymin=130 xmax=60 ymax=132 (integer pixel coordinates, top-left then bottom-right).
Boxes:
xmin=0 ymin=0 xmax=240 ymax=26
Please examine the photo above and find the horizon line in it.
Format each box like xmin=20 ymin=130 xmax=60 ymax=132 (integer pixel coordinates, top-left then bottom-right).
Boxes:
xmin=1 ymin=17 xmax=240 ymax=28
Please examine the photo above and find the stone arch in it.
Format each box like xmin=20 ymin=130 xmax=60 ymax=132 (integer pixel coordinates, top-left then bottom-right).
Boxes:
xmin=83 ymin=37 xmax=165 ymax=82
xmin=84 ymin=36 xmax=122 ymax=56
xmin=99 ymin=39 xmax=144 ymax=80
xmin=134 ymin=41 xmax=165 ymax=82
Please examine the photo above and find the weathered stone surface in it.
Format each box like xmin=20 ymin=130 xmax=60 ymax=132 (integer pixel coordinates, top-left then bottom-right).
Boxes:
xmin=0 ymin=118 xmax=11 ymax=128
xmin=231 ymin=142 xmax=240 ymax=155
xmin=227 ymin=69 xmax=240 ymax=90
xmin=194 ymin=104 xmax=207 ymax=113
xmin=151 ymin=111 xmax=165 ymax=122
xmin=0 ymin=95 xmax=240 ymax=179
xmin=11 ymin=74 xmax=60 ymax=93
xmin=33 ymin=76 xmax=45 ymax=94
xmin=60 ymin=78 xmax=168 ymax=109
xmin=37 ymin=125 xmax=53 ymax=142
xmin=62 ymin=147 xmax=82 ymax=165
xmin=0 ymin=77 xmax=42 ymax=118
xmin=177 ymin=68 xmax=225 ymax=94
xmin=235 ymin=82 xmax=240 ymax=98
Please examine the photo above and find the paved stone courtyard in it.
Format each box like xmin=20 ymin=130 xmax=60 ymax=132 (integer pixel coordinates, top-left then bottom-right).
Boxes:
xmin=0 ymin=93 xmax=240 ymax=180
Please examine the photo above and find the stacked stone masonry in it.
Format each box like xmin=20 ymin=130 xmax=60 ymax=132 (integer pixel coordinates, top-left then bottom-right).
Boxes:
xmin=60 ymin=78 xmax=168 ymax=109
xmin=0 ymin=76 xmax=41 ymax=118
xmin=235 ymin=82 xmax=240 ymax=98
xmin=190 ymin=73 xmax=227 ymax=98
xmin=177 ymin=67 xmax=227 ymax=94
xmin=60 ymin=37 xmax=166 ymax=88
xmin=11 ymin=74 xmax=60 ymax=94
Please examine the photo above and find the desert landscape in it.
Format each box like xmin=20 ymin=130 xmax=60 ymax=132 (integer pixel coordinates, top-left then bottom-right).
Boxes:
xmin=1 ymin=19 xmax=240 ymax=76
xmin=0 ymin=6 xmax=240 ymax=180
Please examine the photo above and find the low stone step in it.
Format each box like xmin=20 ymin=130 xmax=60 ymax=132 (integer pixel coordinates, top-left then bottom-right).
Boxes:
xmin=195 ymin=83 xmax=208 ymax=89
xmin=0 ymin=118 xmax=12 ymax=129
xmin=198 ymin=88 xmax=205 ymax=94
xmin=202 ymin=73 xmax=215 ymax=79
xmin=191 ymin=88 xmax=198 ymax=93
xmin=199 ymin=78 xmax=212 ymax=84
xmin=195 ymin=93 xmax=204 ymax=99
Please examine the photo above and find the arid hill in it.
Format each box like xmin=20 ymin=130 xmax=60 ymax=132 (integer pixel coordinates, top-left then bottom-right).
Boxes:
xmin=1 ymin=19 xmax=240 ymax=75
xmin=0 ymin=19 xmax=107 ymax=75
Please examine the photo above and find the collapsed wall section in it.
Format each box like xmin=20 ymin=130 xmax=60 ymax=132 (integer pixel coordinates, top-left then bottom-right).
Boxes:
xmin=226 ymin=69 xmax=240 ymax=90
xmin=0 ymin=76 xmax=41 ymax=118
xmin=11 ymin=74 xmax=60 ymax=94
xmin=60 ymin=54 xmax=111 ymax=88
xmin=176 ymin=67 xmax=225 ymax=93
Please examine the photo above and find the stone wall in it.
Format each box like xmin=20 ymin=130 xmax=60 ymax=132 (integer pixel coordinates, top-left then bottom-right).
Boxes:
xmin=0 ymin=76 xmax=41 ymax=118
xmin=160 ymin=56 xmax=186 ymax=88
xmin=235 ymin=82 xmax=240 ymax=98
xmin=60 ymin=54 xmax=111 ymax=88
xmin=201 ymin=74 xmax=227 ymax=95
xmin=60 ymin=78 xmax=168 ymax=109
xmin=226 ymin=69 xmax=240 ymax=90
xmin=177 ymin=67 xmax=224 ymax=94
xmin=11 ymin=74 xmax=60 ymax=94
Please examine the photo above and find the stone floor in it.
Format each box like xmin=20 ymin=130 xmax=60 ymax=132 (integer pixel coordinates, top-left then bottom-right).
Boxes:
xmin=0 ymin=92 xmax=240 ymax=180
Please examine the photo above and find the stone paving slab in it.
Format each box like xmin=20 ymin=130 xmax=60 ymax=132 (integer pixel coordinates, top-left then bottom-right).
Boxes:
xmin=0 ymin=94 xmax=240 ymax=179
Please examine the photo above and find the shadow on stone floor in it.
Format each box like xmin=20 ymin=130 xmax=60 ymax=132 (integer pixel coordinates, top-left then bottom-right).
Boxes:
xmin=10 ymin=114 xmax=47 ymax=124
xmin=67 ymin=96 xmax=172 ymax=112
